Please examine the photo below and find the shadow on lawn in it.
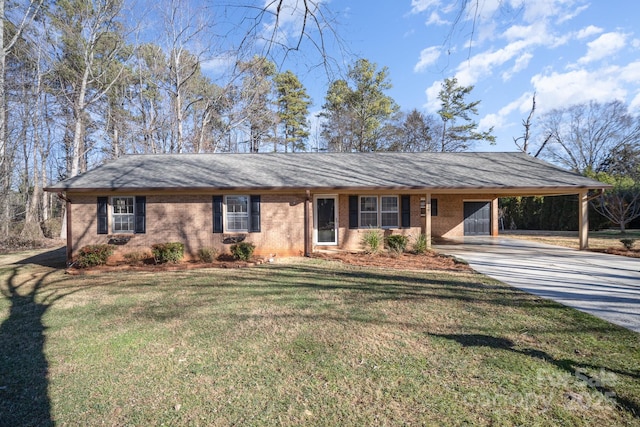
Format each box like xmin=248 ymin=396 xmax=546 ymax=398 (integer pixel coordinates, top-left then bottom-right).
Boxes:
xmin=0 ymin=247 xmax=67 ymax=426
xmin=432 ymin=333 xmax=640 ymax=418
xmin=258 ymin=263 xmax=560 ymax=309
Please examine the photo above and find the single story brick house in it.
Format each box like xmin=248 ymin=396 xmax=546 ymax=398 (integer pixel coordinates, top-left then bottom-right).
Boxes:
xmin=45 ymin=152 xmax=610 ymax=263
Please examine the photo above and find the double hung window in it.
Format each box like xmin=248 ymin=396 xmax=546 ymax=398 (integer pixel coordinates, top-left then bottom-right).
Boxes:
xmin=358 ymin=196 xmax=399 ymax=228
xmin=226 ymin=195 xmax=249 ymax=232
xmin=112 ymin=196 xmax=135 ymax=233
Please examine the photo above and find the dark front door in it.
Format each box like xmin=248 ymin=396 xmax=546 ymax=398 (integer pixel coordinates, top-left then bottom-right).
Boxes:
xmin=316 ymin=197 xmax=337 ymax=244
xmin=464 ymin=202 xmax=491 ymax=236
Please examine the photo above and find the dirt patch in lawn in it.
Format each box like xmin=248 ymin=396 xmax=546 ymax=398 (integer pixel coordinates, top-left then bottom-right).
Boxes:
xmin=599 ymin=247 xmax=640 ymax=258
xmin=311 ymin=251 xmax=472 ymax=272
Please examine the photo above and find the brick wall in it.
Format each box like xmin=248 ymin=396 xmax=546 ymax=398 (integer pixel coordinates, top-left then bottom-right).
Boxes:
xmin=69 ymin=192 xmax=306 ymax=261
xmin=431 ymin=194 xmax=498 ymax=238
xmin=68 ymin=191 xmax=497 ymax=261
xmin=328 ymin=194 xmax=423 ymax=252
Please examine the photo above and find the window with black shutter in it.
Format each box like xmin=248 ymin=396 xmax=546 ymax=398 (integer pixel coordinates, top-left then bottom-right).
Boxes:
xmin=249 ymin=195 xmax=261 ymax=233
xmin=401 ymin=195 xmax=411 ymax=228
xmin=215 ymin=195 xmax=261 ymax=233
xmin=348 ymin=195 xmax=358 ymax=229
xmin=213 ymin=196 xmax=223 ymax=233
xmin=97 ymin=197 xmax=108 ymax=234
xmin=135 ymin=196 xmax=146 ymax=234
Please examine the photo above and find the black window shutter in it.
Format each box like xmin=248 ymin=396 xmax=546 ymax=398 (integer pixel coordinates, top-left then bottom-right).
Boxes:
xmin=401 ymin=195 xmax=411 ymax=228
xmin=213 ymin=196 xmax=223 ymax=233
xmin=250 ymin=195 xmax=261 ymax=233
xmin=97 ymin=197 xmax=108 ymax=234
xmin=135 ymin=196 xmax=146 ymax=234
xmin=431 ymin=199 xmax=438 ymax=216
xmin=349 ymin=195 xmax=358 ymax=229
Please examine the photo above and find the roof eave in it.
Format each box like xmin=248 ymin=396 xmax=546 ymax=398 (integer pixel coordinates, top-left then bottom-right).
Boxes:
xmin=45 ymin=183 xmax=612 ymax=195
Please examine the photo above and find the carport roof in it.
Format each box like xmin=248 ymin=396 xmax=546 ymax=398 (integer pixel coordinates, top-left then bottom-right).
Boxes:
xmin=45 ymin=151 xmax=610 ymax=194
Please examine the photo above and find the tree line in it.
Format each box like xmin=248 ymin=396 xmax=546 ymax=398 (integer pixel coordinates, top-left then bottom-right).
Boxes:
xmin=502 ymin=99 xmax=640 ymax=233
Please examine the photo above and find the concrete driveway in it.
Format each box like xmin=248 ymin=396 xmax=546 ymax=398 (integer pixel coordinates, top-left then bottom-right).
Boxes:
xmin=434 ymin=237 xmax=640 ymax=333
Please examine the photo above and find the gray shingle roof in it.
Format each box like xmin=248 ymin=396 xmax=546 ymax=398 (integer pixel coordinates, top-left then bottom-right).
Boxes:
xmin=45 ymin=152 xmax=609 ymax=193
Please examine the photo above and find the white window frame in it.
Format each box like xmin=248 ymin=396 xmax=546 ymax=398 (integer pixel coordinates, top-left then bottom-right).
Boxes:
xmin=313 ymin=194 xmax=339 ymax=245
xmin=358 ymin=195 xmax=399 ymax=229
xmin=225 ymin=195 xmax=250 ymax=233
xmin=111 ymin=196 xmax=135 ymax=233
xmin=380 ymin=196 xmax=399 ymax=228
xmin=359 ymin=196 xmax=378 ymax=228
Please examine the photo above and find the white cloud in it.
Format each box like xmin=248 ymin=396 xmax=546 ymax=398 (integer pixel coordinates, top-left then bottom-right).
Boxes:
xmin=531 ymin=69 xmax=627 ymax=112
xmin=578 ymin=32 xmax=627 ymax=64
xmin=479 ymin=92 xmax=533 ymax=133
xmin=201 ymin=53 xmax=236 ymax=74
xmin=411 ymin=0 xmax=440 ymax=14
xmin=454 ymin=39 xmax=533 ymax=86
xmin=423 ymin=80 xmax=442 ymax=113
xmin=556 ymin=4 xmax=589 ymax=24
xmin=502 ymin=52 xmax=533 ymax=80
xmin=414 ymin=46 xmax=441 ymax=72
xmin=426 ymin=11 xmax=449 ymax=25
xmin=619 ymin=61 xmax=640 ymax=84
xmin=629 ymin=92 xmax=640 ymax=112
xmin=576 ymin=25 xmax=603 ymax=39
xmin=260 ymin=0 xmax=324 ymax=45
xmin=479 ymin=113 xmax=503 ymax=132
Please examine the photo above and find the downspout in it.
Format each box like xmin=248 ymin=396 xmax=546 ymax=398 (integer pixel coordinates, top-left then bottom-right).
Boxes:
xmin=57 ymin=192 xmax=72 ymax=264
xmin=304 ymin=190 xmax=311 ymax=257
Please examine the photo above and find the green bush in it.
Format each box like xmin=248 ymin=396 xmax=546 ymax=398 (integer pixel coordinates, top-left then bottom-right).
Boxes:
xmin=152 ymin=242 xmax=185 ymax=264
xmin=385 ymin=234 xmax=409 ymax=254
xmin=76 ymin=244 xmax=114 ymax=268
xmin=361 ymin=228 xmax=383 ymax=254
xmin=230 ymin=242 xmax=255 ymax=261
xmin=198 ymin=247 xmax=218 ymax=263
xmin=620 ymin=238 xmax=637 ymax=250
xmin=413 ymin=233 xmax=429 ymax=254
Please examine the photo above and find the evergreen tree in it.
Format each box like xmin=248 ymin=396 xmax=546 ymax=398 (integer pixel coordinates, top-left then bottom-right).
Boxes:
xmin=437 ymin=77 xmax=494 ymax=152
xmin=274 ymin=70 xmax=311 ymax=152
xmin=321 ymin=58 xmax=398 ymax=152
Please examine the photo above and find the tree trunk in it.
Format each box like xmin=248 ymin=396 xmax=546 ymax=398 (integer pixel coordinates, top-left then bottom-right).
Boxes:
xmin=0 ymin=0 xmax=9 ymax=237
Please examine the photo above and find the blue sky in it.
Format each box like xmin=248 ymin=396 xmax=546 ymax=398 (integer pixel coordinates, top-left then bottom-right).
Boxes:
xmin=250 ymin=0 xmax=640 ymax=152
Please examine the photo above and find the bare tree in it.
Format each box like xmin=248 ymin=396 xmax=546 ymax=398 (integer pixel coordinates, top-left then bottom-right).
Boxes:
xmin=591 ymin=145 xmax=640 ymax=233
xmin=233 ymin=0 xmax=342 ymax=75
xmin=514 ymin=93 xmax=536 ymax=154
xmin=50 ymin=0 xmax=131 ymax=177
xmin=537 ymin=100 xmax=640 ymax=174
xmin=594 ymin=189 xmax=640 ymax=233
xmin=0 ymin=0 xmax=45 ymax=236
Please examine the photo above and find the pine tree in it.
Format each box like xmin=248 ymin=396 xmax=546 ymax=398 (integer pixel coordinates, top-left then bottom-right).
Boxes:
xmin=274 ymin=70 xmax=311 ymax=152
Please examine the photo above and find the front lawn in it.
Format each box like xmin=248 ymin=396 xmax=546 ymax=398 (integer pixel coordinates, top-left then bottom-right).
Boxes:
xmin=1 ymin=250 xmax=639 ymax=426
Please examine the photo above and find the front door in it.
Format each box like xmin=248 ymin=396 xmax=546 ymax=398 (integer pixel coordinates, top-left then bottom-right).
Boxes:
xmin=464 ymin=201 xmax=491 ymax=236
xmin=315 ymin=196 xmax=338 ymax=245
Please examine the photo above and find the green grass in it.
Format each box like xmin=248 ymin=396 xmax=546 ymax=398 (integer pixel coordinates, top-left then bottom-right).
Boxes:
xmin=1 ymin=249 xmax=639 ymax=426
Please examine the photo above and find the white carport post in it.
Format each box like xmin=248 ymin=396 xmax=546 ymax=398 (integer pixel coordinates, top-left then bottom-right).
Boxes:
xmin=579 ymin=190 xmax=589 ymax=250
xmin=425 ymin=192 xmax=432 ymax=249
